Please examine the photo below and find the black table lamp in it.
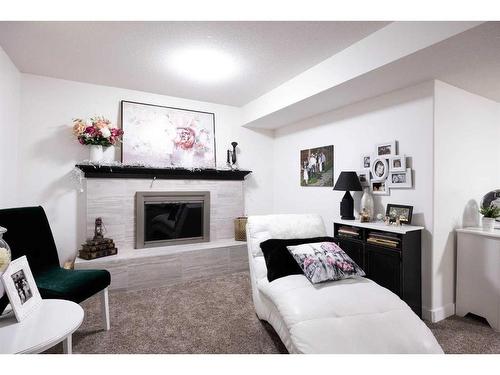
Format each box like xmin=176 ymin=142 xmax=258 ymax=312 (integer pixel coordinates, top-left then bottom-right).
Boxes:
xmin=333 ymin=171 xmax=363 ymax=220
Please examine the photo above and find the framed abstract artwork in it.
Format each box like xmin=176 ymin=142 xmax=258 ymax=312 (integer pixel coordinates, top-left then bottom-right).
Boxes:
xmin=121 ymin=101 xmax=216 ymax=169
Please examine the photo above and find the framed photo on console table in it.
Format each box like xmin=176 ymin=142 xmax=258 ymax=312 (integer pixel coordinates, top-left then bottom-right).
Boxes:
xmin=386 ymin=204 xmax=413 ymax=224
xmin=121 ymin=100 xmax=216 ymax=169
xmin=1 ymin=256 xmax=42 ymax=322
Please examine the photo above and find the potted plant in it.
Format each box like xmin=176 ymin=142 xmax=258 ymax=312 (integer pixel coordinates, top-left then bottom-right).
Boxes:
xmin=479 ymin=203 xmax=500 ymax=231
xmin=72 ymin=117 xmax=124 ymax=163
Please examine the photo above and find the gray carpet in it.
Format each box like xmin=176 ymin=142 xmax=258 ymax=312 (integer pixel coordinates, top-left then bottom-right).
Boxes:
xmin=45 ymin=271 xmax=499 ymax=354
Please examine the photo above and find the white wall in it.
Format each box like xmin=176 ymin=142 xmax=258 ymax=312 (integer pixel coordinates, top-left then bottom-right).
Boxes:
xmin=0 ymin=46 xmax=20 ymax=207
xmin=18 ymin=74 xmax=273 ymax=263
xmin=432 ymin=80 xmax=500 ymax=322
xmin=272 ymin=82 xmax=435 ymax=314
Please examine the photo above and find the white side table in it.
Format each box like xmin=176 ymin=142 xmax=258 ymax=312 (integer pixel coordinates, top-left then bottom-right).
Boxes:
xmin=456 ymin=227 xmax=500 ymax=332
xmin=0 ymin=299 xmax=84 ymax=354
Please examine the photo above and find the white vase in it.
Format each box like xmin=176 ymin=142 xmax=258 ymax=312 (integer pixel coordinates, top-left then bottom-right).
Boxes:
xmin=89 ymin=145 xmax=104 ymax=162
xmin=0 ymin=227 xmax=12 ymax=300
xmin=481 ymin=217 xmax=495 ymax=231
xmin=360 ymin=188 xmax=374 ymax=221
xmin=102 ymin=145 xmax=116 ymax=163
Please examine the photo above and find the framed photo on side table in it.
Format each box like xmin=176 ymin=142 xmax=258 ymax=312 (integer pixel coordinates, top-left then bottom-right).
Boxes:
xmin=1 ymin=256 xmax=42 ymax=322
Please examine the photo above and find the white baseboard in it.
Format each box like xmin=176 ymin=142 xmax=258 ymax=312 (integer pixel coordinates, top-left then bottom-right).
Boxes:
xmin=422 ymin=303 xmax=456 ymax=322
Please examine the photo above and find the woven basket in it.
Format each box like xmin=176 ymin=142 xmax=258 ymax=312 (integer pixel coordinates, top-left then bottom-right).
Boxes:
xmin=234 ymin=217 xmax=248 ymax=241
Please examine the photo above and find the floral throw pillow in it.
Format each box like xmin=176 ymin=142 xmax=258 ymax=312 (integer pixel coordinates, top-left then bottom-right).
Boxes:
xmin=286 ymin=242 xmax=365 ymax=284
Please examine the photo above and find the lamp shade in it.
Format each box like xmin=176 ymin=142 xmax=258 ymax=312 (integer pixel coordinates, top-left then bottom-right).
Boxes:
xmin=333 ymin=171 xmax=363 ymax=191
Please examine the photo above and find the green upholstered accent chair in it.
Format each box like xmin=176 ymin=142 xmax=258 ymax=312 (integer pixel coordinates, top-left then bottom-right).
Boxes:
xmin=0 ymin=206 xmax=111 ymax=330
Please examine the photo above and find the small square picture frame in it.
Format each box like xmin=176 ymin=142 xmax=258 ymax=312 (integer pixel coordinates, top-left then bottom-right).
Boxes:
xmin=357 ymin=169 xmax=371 ymax=188
xmin=371 ymin=180 xmax=389 ymax=196
xmin=362 ymin=155 xmax=371 ymax=169
xmin=375 ymin=141 xmax=397 ymax=157
xmin=389 ymin=155 xmax=406 ymax=172
xmin=1 ymin=256 xmax=42 ymax=322
xmin=388 ymin=168 xmax=412 ymax=188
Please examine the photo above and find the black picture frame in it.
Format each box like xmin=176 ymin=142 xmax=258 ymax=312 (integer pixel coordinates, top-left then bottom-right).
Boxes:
xmin=386 ymin=204 xmax=413 ymax=224
xmin=120 ymin=100 xmax=217 ymax=168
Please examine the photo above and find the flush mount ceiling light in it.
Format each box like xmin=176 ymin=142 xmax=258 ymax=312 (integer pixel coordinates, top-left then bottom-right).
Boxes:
xmin=168 ymin=47 xmax=239 ymax=83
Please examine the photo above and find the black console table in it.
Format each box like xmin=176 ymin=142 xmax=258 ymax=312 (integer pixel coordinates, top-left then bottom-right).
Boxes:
xmin=333 ymin=220 xmax=423 ymax=318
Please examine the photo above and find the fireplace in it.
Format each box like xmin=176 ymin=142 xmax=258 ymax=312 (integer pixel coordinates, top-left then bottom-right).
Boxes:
xmin=135 ymin=191 xmax=210 ymax=249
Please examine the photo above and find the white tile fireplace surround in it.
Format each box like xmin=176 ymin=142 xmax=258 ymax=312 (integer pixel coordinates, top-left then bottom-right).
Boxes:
xmin=75 ymin=178 xmax=247 ymax=290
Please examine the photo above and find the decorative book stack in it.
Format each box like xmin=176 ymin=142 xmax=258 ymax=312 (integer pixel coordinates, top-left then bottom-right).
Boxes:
xmin=337 ymin=226 xmax=360 ymax=239
xmin=78 ymin=238 xmax=117 ymax=260
xmin=366 ymin=232 xmax=400 ymax=248
xmin=78 ymin=217 xmax=117 ymax=260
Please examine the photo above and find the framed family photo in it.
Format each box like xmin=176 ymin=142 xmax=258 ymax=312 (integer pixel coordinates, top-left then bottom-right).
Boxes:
xmin=121 ymin=100 xmax=216 ymax=169
xmin=376 ymin=141 xmax=397 ymax=156
xmin=362 ymin=155 xmax=371 ymax=168
xmin=1 ymin=256 xmax=41 ymax=322
xmin=386 ymin=204 xmax=413 ymax=224
xmin=389 ymin=155 xmax=406 ymax=172
xmin=357 ymin=169 xmax=371 ymax=188
xmin=300 ymin=145 xmax=334 ymax=187
xmin=371 ymin=180 xmax=389 ymax=195
xmin=389 ymin=168 xmax=412 ymax=188
xmin=370 ymin=156 xmax=389 ymax=181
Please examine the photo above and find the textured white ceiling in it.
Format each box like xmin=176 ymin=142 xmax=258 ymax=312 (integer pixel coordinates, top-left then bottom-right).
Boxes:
xmin=0 ymin=21 xmax=388 ymax=106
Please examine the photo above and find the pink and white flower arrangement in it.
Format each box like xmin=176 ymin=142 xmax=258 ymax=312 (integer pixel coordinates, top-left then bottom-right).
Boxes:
xmin=72 ymin=116 xmax=124 ymax=147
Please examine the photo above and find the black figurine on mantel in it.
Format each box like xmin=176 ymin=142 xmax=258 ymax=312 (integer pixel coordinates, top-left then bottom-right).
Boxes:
xmin=231 ymin=142 xmax=238 ymax=165
xmin=227 ymin=142 xmax=239 ymax=169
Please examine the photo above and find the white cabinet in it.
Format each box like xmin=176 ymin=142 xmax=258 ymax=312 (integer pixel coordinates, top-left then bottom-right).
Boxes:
xmin=456 ymin=228 xmax=500 ymax=331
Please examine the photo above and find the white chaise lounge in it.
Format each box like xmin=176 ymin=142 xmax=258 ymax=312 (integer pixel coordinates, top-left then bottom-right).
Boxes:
xmin=246 ymin=214 xmax=443 ymax=354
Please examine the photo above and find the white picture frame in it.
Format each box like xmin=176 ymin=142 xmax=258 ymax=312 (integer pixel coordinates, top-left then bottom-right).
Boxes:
xmin=375 ymin=140 xmax=397 ymax=157
xmin=371 ymin=180 xmax=390 ymax=196
xmin=389 ymin=155 xmax=406 ymax=172
xmin=362 ymin=155 xmax=371 ymax=169
xmin=388 ymin=168 xmax=413 ymax=189
xmin=1 ymin=256 xmax=42 ymax=322
xmin=357 ymin=169 xmax=371 ymax=188
xmin=370 ymin=156 xmax=389 ymax=181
